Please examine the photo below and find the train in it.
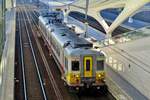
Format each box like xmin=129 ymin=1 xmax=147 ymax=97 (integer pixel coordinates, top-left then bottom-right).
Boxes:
xmin=38 ymin=10 xmax=106 ymax=91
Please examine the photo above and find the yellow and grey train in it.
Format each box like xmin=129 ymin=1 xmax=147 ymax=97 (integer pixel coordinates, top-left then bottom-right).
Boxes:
xmin=38 ymin=11 xmax=106 ymax=90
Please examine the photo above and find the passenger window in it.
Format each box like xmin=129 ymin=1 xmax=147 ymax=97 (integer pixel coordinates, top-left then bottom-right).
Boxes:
xmin=86 ymin=60 xmax=90 ymax=71
xmin=97 ymin=60 xmax=104 ymax=70
xmin=72 ymin=61 xmax=79 ymax=71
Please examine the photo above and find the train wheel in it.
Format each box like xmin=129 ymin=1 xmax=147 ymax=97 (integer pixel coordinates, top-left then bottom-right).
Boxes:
xmin=67 ymin=86 xmax=79 ymax=93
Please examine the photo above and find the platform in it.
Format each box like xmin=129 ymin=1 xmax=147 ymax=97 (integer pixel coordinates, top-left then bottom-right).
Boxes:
xmin=0 ymin=8 xmax=16 ymax=100
xmin=100 ymin=26 xmax=150 ymax=100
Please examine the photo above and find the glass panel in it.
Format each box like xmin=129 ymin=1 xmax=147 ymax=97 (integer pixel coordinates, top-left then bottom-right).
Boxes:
xmin=97 ymin=60 xmax=104 ymax=70
xmin=86 ymin=60 xmax=90 ymax=71
xmin=72 ymin=61 xmax=79 ymax=71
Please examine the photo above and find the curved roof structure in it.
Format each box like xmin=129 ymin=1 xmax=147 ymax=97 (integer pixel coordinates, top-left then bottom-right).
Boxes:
xmin=69 ymin=0 xmax=150 ymax=37
xmin=41 ymin=0 xmax=150 ymax=37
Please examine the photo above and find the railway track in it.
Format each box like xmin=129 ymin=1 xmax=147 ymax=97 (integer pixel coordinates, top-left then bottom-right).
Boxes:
xmin=15 ymin=8 xmax=47 ymax=100
xmin=23 ymin=6 xmax=79 ymax=100
xmin=15 ymin=6 xmax=66 ymax=100
xmin=19 ymin=5 xmax=115 ymax=100
xmin=15 ymin=0 xmax=115 ymax=98
xmin=14 ymin=2 xmax=150 ymax=100
xmin=23 ymin=6 xmax=64 ymax=100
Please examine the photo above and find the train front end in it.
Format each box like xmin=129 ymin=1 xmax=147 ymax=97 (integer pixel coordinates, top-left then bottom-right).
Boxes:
xmin=81 ymin=54 xmax=105 ymax=89
xmin=65 ymin=48 xmax=106 ymax=91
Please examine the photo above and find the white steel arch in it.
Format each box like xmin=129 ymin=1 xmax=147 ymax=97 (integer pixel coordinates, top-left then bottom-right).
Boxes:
xmin=43 ymin=0 xmax=150 ymax=37
xmin=68 ymin=0 xmax=150 ymax=37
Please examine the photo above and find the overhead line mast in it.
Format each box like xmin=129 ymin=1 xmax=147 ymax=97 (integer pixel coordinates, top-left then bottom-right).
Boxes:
xmin=84 ymin=0 xmax=89 ymax=38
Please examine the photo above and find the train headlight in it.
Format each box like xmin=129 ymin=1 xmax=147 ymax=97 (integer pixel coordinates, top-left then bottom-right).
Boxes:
xmin=98 ymin=74 xmax=101 ymax=78
xmin=75 ymin=74 xmax=80 ymax=84
xmin=76 ymin=74 xmax=79 ymax=78
xmin=96 ymin=72 xmax=105 ymax=83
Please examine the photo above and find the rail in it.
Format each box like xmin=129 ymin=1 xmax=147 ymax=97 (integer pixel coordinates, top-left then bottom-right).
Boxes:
xmin=18 ymin=7 xmax=47 ymax=100
xmin=23 ymin=6 xmax=63 ymax=100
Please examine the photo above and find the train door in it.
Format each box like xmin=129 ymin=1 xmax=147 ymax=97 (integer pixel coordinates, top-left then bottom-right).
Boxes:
xmin=83 ymin=56 xmax=93 ymax=77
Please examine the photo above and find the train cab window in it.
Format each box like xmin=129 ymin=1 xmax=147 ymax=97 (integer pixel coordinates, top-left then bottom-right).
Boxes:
xmin=97 ymin=60 xmax=104 ymax=70
xmin=86 ymin=60 xmax=90 ymax=71
xmin=72 ymin=61 xmax=79 ymax=71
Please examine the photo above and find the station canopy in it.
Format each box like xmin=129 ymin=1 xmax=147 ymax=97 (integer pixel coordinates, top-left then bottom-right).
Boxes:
xmin=40 ymin=0 xmax=150 ymax=37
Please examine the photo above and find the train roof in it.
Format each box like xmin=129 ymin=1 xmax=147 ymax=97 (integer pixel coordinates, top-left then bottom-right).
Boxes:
xmin=65 ymin=47 xmax=103 ymax=57
xmin=48 ymin=24 xmax=93 ymax=48
xmin=39 ymin=16 xmax=104 ymax=57
xmin=49 ymin=24 xmax=104 ymax=56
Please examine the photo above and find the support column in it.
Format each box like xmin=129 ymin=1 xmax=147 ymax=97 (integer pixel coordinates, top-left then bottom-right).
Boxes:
xmin=63 ymin=7 xmax=70 ymax=23
xmin=2 ymin=0 xmax=6 ymax=48
xmin=84 ymin=0 xmax=89 ymax=38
